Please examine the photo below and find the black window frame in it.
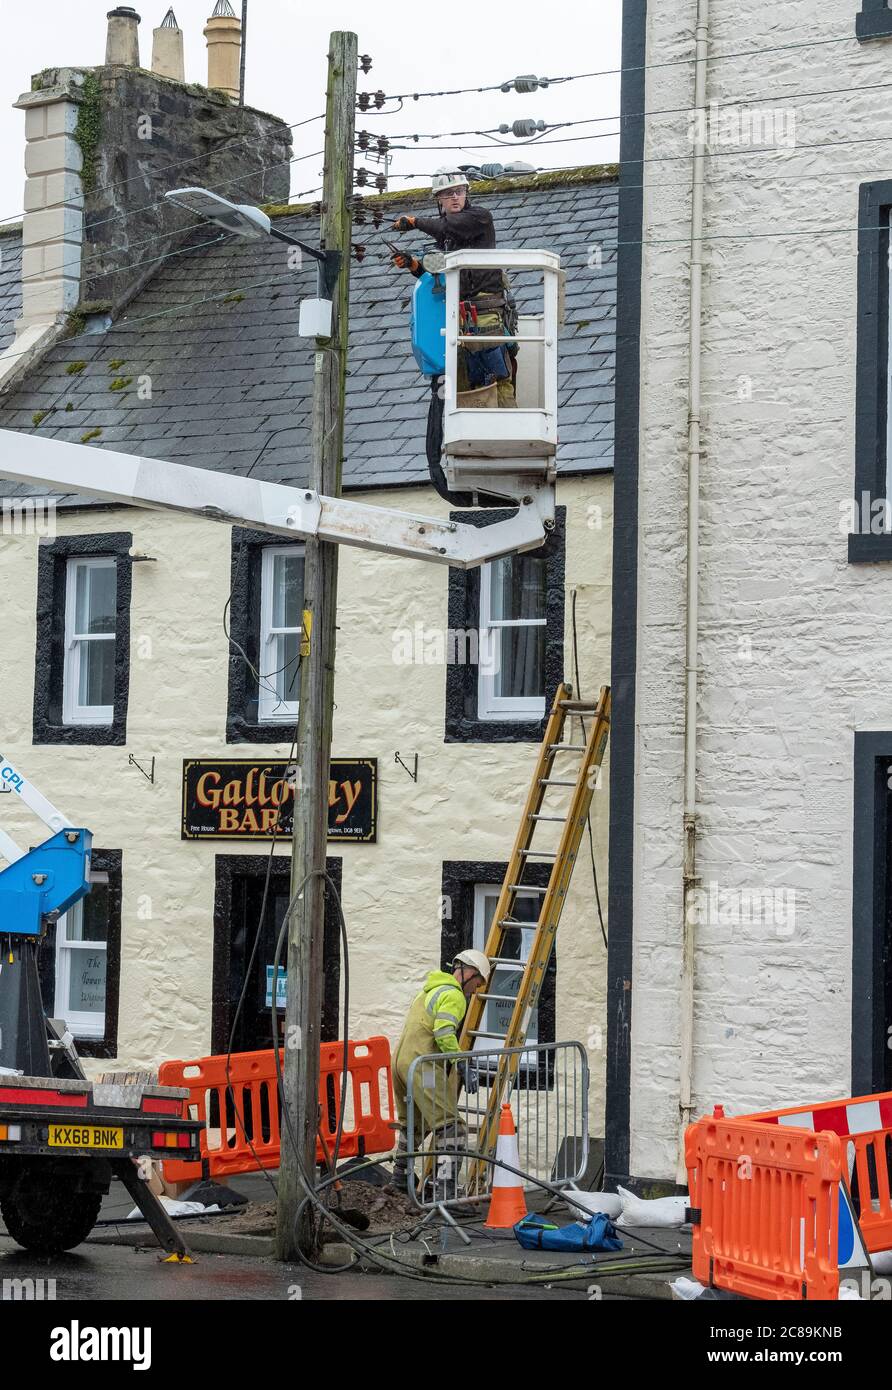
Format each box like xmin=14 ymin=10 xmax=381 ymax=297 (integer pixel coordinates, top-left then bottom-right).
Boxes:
xmin=37 ymin=846 xmax=123 ymax=1059
xmin=857 ymin=0 xmax=892 ymax=40
xmin=852 ymin=733 xmax=892 ymax=1093
xmin=444 ymin=507 xmax=566 ymax=743
xmin=440 ymin=859 xmax=556 ymax=1080
xmin=33 ymin=531 xmax=132 ymax=745
xmin=225 ymin=527 xmax=305 ymax=744
xmin=852 ymin=180 xmax=892 ymax=562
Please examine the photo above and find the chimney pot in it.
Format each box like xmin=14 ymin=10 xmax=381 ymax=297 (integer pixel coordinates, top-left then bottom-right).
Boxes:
xmin=106 ymin=7 xmax=141 ymax=68
xmin=204 ymin=3 xmax=241 ymax=101
xmin=152 ymin=8 xmax=185 ymax=82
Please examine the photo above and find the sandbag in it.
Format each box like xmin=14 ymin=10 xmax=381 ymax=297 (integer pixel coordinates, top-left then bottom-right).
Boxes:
xmin=615 ymin=1185 xmax=690 ymax=1228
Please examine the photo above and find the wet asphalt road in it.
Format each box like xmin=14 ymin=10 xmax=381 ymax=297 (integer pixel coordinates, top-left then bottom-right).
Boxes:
xmin=0 ymin=1233 xmax=590 ymax=1301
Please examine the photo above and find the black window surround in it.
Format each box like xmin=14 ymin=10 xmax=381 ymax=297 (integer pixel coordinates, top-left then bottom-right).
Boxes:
xmin=33 ymin=532 xmax=132 ymax=745
xmin=210 ymin=853 xmax=342 ymax=1053
xmin=851 ymin=180 xmax=892 ymax=562
xmin=444 ymin=507 xmax=565 ymax=743
xmin=851 ymin=733 xmax=892 ymax=1093
xmin=440 ymin=859 xmax=556 ymax=1065
xmin=226 ymin=527 xmax=304 ymax=744
xmin=37 ymin=847 xmax=122 ymax=1059
xmin=857 ymin=0 xmax=892 ymax=40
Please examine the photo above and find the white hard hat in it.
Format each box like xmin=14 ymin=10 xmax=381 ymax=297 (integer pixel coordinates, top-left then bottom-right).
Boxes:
xmin=453 ymin=949 xmax=491 ymax=982
xmin=432 ymin=167 xmax=470 ymax=197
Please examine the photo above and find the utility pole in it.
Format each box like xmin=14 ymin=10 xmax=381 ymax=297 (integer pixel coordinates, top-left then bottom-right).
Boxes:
xmin=275 ymin=31 xmax=357 ymax=1262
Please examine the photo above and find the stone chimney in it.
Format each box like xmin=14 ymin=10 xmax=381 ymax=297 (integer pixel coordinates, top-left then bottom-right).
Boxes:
xmin=105 ymin=7 xmax=141 ymax=67
xmin=204 ymin=0 xmax=241 ymax=101
xmin=0 ymin=46 xmax=290 ymax=392
xmin=6 ymin=69 xmax=86 ymax=379
xmin=152 ymin=8 xmax=185 ymax=83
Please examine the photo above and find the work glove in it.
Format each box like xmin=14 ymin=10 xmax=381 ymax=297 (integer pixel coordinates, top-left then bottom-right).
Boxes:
xmin=392 ymin=215 xmax=417 ymax=232
xmin=392 ymin=251 xmax=422 ymax=275
xmin=457 ymin=1059 xmax=478 ymax=1095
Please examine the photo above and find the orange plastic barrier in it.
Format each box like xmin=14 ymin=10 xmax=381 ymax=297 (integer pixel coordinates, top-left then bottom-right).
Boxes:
xmin=159 ymin=1037 xmax=395 ymax=1184
xmin=742 ymin=1091 xmax=892 ymax=1254
xmin=686 ymin=1114 xmax=844 ymax=1301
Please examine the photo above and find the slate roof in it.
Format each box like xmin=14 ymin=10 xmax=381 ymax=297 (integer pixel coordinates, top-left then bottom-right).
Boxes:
xmin=0 ymin=169 xmax=616 ymax=504
xmin=0 ymin=233 xmax=23 ymax=355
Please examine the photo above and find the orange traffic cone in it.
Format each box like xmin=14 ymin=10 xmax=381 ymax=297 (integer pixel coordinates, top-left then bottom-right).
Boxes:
xmin=484 ymin=1103 xmax=528 ymax=1229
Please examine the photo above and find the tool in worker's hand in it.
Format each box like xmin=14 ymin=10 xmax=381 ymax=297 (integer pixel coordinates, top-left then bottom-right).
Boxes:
xmin=393 ymin=214 xmax=416 ymax=232
xmin=386 ymin=240 xmax=421 ymax=273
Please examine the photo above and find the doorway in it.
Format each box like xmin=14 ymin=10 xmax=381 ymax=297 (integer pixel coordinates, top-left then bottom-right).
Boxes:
xmin=212 ymin=855 xmax=342 ymax=1055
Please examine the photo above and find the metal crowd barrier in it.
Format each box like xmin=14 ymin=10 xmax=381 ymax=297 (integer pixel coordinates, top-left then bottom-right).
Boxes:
xmin=404 ymin=1040 xmax=589 ymax=1212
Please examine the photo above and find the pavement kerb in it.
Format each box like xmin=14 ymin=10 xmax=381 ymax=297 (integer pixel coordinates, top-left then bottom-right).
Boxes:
xmin=325 ymin=1240 xmax=687 ymax=1296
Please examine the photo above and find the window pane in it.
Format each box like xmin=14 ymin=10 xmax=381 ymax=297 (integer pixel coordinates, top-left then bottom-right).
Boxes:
xmin=64 ymin=947 xmax=106 ymax=1015
xmin=494 ymin=624 xmax=545 ymax=699
xmin=272 ymin=552 xmax=304 ymax=629
xmin=77 ymin=637 xmax=115 ymax=708
xmin=489 ymin=554 xmax=546 ymax=623
xmin=68 ymin=880 xmax=109 ymax=943
xmin=274 ymin=631 xmax=301 ymax=706
xmin=75 ymin=563 xmax=116 ymax=636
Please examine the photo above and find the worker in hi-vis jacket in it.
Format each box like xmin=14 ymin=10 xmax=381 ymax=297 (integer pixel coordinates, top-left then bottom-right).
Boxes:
xmin=390 ymin=949 xmax=491 ymax=1197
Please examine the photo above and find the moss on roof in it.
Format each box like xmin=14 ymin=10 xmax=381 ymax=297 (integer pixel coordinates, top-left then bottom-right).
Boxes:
xmin=263 ymin=163 xmax=619 ymax=220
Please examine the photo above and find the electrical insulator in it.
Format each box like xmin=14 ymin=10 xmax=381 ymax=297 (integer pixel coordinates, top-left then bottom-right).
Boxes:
xmin=357 ymin=92 xmax=371 ymax=111
xmin=479 ymin=163 xmax=504 ymax=179
xmin=500 ymin=74 xmax=549 ymax=93
xmin=357 ymin=130 xmax=370 ymax=150
xmin=372 ymin=208 xmax=383 ymax=228
xmin=359 ymin=53 xmax=373 ymax=73
xmin=355 ymin=168 xmax=369 ymax=187
xmin=499 ymin=118 xmax=547 ymax=137
xmin=353 ymin=243 xmax=367 ymax=263
xmin=310 ymin=201 xmax=324 ymax=216
xmin=374 ymin=172 xmax=388 ymax=192
xmin=352 ymin=206 xmax=366 ymax=225
xmin=377 ymin=136 xmax=390 ymax=154
xmin=373 ymin=89 xmax=386 ymax=108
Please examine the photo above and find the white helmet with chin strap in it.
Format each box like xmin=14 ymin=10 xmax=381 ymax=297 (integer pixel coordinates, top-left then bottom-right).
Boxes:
xmin=453 ymin=948 xmax=491 ymax=983
xmin=432 ymin=167 xmax=470 ymax=198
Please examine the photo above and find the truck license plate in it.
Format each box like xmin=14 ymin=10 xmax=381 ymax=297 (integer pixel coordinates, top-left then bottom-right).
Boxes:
xmin=48 ymin=1124 xmax=124 ymax=1150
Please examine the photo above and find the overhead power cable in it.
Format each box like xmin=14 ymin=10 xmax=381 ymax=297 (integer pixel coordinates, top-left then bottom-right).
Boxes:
xmin=357 ymin=30 xmax=865 ymax=107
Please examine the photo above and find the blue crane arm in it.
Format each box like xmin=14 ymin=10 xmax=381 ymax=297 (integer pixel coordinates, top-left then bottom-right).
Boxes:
xmin=0 ymin=829 xmax=92 ymax=937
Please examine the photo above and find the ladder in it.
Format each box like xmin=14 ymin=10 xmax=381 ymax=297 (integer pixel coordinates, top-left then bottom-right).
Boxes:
xmin=458 ymin=680 xmax=611 ymax=1185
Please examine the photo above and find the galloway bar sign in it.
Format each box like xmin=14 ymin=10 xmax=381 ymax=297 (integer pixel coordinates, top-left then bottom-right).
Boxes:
xmin=182 ymin=759 xmax=377 ymax=842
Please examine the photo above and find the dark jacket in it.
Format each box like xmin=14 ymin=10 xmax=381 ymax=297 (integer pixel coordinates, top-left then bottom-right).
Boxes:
xmin=413 ymin=203 xmax=504 ymax=298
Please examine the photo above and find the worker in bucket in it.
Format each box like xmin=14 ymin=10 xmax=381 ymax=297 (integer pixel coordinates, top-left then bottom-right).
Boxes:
xmin=390 ymin=949 xmax=491 ymax=1200
xmin=391 ymin=168 xmax=518 ymax=408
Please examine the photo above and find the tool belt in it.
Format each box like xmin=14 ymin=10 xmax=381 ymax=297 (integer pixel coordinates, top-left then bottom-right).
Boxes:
xmin=468 ymin=293 xmax=506 ymax=311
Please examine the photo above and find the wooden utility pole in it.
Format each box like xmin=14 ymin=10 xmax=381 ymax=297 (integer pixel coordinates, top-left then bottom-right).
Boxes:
xmin=275 ymin=30 xmax=357 ymax=1262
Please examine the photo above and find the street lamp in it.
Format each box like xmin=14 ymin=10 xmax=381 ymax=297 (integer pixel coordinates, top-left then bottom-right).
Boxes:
xmin=164 ymin=186 xmax=341 ymax=327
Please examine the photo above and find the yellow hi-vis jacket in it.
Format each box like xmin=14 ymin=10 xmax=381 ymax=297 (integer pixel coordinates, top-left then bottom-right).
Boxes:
xmin=395 ymin=970 xmax=467 ymax=1074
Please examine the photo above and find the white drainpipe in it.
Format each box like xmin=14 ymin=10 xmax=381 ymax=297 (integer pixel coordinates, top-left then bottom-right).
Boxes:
xmin=678 ymin=0 xmax=709 ymax=1184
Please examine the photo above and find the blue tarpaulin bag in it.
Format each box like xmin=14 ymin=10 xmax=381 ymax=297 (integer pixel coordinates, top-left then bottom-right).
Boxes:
xmin=513 ymin=1212 xmax=623 ymax=1253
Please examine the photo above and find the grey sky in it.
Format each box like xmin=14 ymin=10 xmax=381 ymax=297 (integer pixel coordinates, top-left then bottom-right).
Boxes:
xmin=0 ymin=0 xmax=620 ymax=219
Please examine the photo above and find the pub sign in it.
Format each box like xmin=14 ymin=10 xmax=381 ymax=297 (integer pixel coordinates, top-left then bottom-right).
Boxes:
xmin=182 ymin=758 xmax=377 ymax=842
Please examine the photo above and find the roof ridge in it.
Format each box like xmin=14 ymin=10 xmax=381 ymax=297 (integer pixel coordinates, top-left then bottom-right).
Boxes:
xmin=263 ymin=162 xmax=618 ymax=219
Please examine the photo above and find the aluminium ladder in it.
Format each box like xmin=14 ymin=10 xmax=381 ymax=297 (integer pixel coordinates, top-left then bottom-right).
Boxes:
xmin=457 ymin=680 xmax=611 ymax=1188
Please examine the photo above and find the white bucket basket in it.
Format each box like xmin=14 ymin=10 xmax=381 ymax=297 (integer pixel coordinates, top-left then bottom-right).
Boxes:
xmin=442 ymin=248 xmax=561 ymax=484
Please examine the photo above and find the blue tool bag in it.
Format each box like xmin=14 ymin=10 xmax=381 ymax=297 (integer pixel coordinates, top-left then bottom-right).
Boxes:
xmin=513 ymin=1212 xmax=624 ymax=1253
